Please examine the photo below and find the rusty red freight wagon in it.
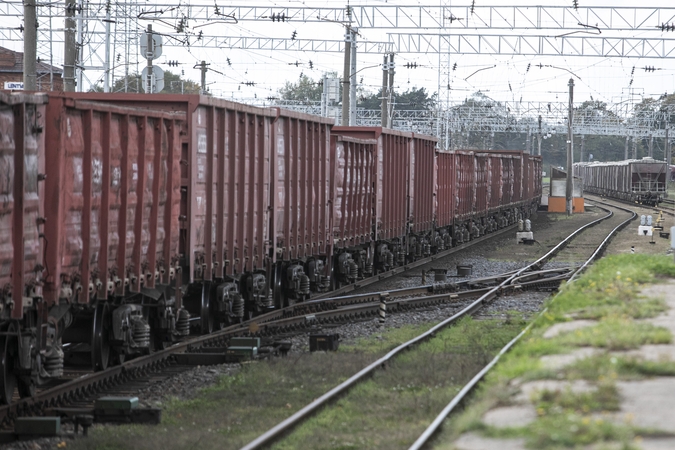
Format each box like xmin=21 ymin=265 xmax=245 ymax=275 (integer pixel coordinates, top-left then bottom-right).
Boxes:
xmin=0 ymin=92 xmax=54 ymax=402
xmin=330 ymin=135 xmax=377 ymax=285
xmin=43 ymin=93 xmax=188 ymax=371
xmin=332 ymin=127 xmax=437 ymax=269
xmin=435 ymin=150 xmax=541 ymax=246
xmin=56 ymin=93 xmax=334 ymax=324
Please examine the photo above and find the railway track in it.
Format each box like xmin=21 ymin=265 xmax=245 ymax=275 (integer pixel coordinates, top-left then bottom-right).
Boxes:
xmin=239 ymin=202 xmax=633 ymax=450
xmin=0 ymin=236 xmax=569 ymax=438
xmin=0 ymin=204 xmax=625 ymax=444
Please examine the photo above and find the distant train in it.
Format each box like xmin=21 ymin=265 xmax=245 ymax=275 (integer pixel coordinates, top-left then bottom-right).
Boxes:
xmin=1 ymin=90 xmax=541 ymax=403
xmin=573 ymin=158 xmax=668 ymax=206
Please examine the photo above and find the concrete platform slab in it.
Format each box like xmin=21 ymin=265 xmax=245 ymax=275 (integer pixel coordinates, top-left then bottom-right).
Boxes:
xmin=615 ymin=378 xmax=675 ymax=433
xmin=482 ymin=405 xmax=537 ymax=428
xmin=514 ymin=379 xmax=594 ymax=404
xmin=636 ymin=437 xmax=675 ymax=450
xmin=540 ymin=347 xmax=603 ymax=371
xmin=543 ymin=320 xmax=597 ymax=339
xmin=616 ymin=344 xmax=675 ymax=362
xmin=451 ymin=432 xmax=526 ymax=450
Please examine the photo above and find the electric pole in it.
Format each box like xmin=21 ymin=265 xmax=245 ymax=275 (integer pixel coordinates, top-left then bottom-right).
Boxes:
xmin=666 ymin=128 xmax=671 ymax=165
xmin=580 ymin=135 xmax=585 ymax=162
xmin=103 ymin=0 xmax=111 ymax=92
xmin=23 ymin=0 xmax=37 ymax=90
xmin=381 ymin=54 xmax=388 ymax=127
xmin=537 ymin=115 xmax=542 ymax=156
xmin=648 ymin=133 xmax=653 ymax=158
xmin=341 ymin=29 xmax=351 ymax=125
xmin=200 ymin=61 xmax=207 ymax=94
xmin=525 ymin=128 xmax=531 ymax=153
xmin=632 ymin=137 xmax=637 ymax=159
xmin=625 ymin=136 xmax=629 ymax=160
xmin=387 ymin=53 xmax=395 ymax=127
xmin=349 ymin=29 xmax=357 ymax=126
xmin=566 ymin=78 xmax=574 ymax=216
xmin=64 ymin=0 xmax=77 ymax=91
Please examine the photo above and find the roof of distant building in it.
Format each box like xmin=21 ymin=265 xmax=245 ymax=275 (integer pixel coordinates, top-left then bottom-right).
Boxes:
xmin=0 ymin=46 xmax=63 ymax=75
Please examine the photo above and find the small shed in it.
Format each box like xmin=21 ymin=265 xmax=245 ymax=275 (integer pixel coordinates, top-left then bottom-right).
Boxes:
xmin=548 ymin=166 xmax=584 ymax=213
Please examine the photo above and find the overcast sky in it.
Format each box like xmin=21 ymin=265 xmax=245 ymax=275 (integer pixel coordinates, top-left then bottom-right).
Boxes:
xmin=3 ymin=0 xmax=675 ymax=110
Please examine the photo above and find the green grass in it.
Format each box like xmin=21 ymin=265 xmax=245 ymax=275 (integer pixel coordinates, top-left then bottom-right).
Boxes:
xmin=432 ymin=254 xmax=675 ymax=449
xmin=272 ymin=316 xmax=527 ymax=450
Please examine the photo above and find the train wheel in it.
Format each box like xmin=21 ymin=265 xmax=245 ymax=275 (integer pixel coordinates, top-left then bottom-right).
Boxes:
xmin=91 ymin=302 xmax=111 ymax=371
xmin=0 ymin=325 xmax=17 ymax=404
xmin=201 ymin=281 xmax=215 ymax=335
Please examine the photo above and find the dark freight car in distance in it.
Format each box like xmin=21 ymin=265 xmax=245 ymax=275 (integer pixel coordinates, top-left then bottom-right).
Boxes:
xmin=573 ymin=158 xmax=667 ymax=205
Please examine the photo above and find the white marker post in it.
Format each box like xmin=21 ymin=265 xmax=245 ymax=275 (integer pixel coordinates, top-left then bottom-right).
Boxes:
xmin=671 ymin=227 xmax=675 ymax=263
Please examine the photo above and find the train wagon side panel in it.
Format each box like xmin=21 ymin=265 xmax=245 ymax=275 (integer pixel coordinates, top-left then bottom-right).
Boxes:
xmin=332 ymin=127 xmax=411 ymax=242
xmin=410 ymin=134 xmax=438 ymax=234
xmin=331 ymin=135 xmax=377 ymax=249
xmin=0 ymin=92 xmax=47 ymax=318
xmin=474 ymin=152 xmax=489 ymax=217
xmin=43 ymin=94 xmax=184 ymax=304
xmin=273 ymin=111 xmax=333 ymax=261
xmin=435 ymin=151 xmax=455 ymax=228
xmin=189 ymin=103 xmax=271 ymax=281
xmin=488 ymin=154 xmax=503 ymax=210
xmin=454 ymin=151 xmax=475 ymax=221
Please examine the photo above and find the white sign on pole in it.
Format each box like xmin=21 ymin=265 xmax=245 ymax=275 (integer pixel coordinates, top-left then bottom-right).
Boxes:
xmin=140 ymin=33 xmax=163 ymax=60
xmin=141 ymin=66 xmax=165 ymax=93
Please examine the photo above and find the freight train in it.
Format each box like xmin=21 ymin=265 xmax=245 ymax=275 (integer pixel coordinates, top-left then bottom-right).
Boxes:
xmin=0 ymin=91 xmax=541 ymax=403
xmin=573 ymin=158 xmax=668 ymax=206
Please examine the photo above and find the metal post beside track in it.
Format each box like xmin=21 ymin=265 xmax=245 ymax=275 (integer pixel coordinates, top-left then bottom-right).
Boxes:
xmin=378 ymin=293 xmax=388 ymax=325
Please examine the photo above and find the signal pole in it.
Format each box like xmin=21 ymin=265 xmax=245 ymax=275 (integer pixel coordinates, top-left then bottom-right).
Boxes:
xmin=145 ymin=25 xmax=153 ymax=94
xmin=23 ymin=0 xmax=37 ymax=90
xmin=566 ymin=78 xmax=574 ymax=216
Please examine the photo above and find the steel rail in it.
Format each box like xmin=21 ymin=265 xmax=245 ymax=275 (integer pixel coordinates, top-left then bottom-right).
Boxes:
xmin=409 ymin=203 xmax=636 ymax=450
xmin=240 ymin=207 xmax=616 ymax=450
